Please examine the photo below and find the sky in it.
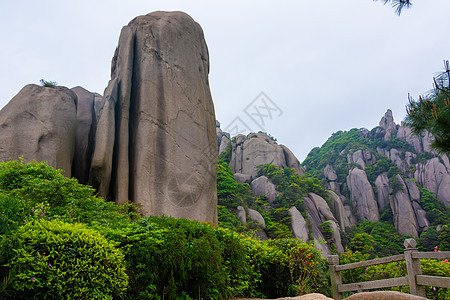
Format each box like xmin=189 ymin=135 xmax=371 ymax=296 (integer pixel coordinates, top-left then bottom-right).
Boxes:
xmin=1 ymin=0 xmax=450 ymax=162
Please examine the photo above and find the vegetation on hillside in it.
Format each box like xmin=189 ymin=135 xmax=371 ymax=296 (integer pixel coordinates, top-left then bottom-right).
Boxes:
xmin=0 ymin=159 xmax=331 ymax=299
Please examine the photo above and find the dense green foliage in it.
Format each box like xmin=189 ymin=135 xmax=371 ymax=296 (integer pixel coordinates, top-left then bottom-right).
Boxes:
xmin=0 ymin=159 xmax=332 ymax=299
xmin=1 ymin=219 xmax=128 ymax=299
xmin=405 ymin=60 xmax=450 ymax=154
xmin=343 ymin=221 xmax=406 ymax=257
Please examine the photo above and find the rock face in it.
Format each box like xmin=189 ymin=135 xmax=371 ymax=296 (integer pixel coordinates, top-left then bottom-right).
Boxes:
xmin=390 ymin=175 xmax=419 ymax=238
xmin=229 ymin=132 xmax=305 ymax=180
xmin=347 ymin=168 xmax=379 ymax=222
xmin=89 ymin=11 xmax=217 ymax=222
xmin=289 ymin=206 xmax=309 ymax=241
xmin=375 ymin=173 xmax=390 ymax=209
xmin=71 ymin=86 xmax=102 ymax=184
xmin=0 ymin=84 xmax=77 ymax=177
xmin=251 ymin=176 xmax=279 ymax=202
xmin=414 ymin=157 xmax=450 ymax=207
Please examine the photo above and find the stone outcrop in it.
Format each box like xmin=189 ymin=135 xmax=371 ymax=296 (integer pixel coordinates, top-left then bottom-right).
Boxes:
xmin=247 ymin=208 xmax=266 ymax=229
xmin=347 ymin=168 xmax=379 ymax=222
xmin=305 ymin=193 xmax=344 ymax=254
xmin=390 ymin=175 xmax=419 ymax=238
xmin=375 ymin=173 xmax=390 ymax=209
xmin=251 ymin=176 xmax=279 ymax=202
xmin=378 ymin=109 xmax=398 ymax=141
xmin=414 ymin=157 xmax=450 ymax=207
xmin=89 ymin=11 xmax=217 ymax=222
xmin=237 ymin=206 xmax=246 ymax=224
xmin=229 ymin=132 xmax=305 ymax=180
xmin=328 ymin=190 xmax=351 ymax=230
xmin=0 ymin=84 xmax=77 ymax=177
xmin=71 ymin=86 xmax=102 ymax=184
xmin=289 ymin=206 xmax=309 ymax=241
xmin=216 ymin=121 xmax=230 ymax=155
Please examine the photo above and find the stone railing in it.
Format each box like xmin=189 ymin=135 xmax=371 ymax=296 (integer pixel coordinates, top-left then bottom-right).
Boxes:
xmin=327 ymin=239 xmax=450 ymax=299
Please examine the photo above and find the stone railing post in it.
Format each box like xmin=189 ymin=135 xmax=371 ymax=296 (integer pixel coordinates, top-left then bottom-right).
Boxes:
xmin=328 ymin=255 xmax=342 ymax=300
xmin=404 ymin=238 xmax=426 ymax=297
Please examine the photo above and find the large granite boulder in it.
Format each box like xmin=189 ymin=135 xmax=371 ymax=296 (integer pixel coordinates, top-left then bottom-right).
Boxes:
xmin=328 ymin=190 xmax=351 ymax=230
xmin=347 ymin=168 xmax=379 ymax=222
xmin=414 ymin=157 xmax=450 ymax=207
xmin=89 ymin=11 xmax=217 ymax=222
xmin=375 ymin=173 xmax=390 ymax=209
xmin=71 ymin=86 xmax=102 ymax=184
xmin=250 ymin=175 xmax=279 ymax=202
xmin=289 ymin=206 xmax=309 ymax=241
xmin=390 ymin=175 xmax=419 ymax=238
xmin=229 ymin=132 xmax=305 ymax=180
xmin=0 ymin=84 xmax=77 ymax=176
xmin=379 ymin=109 xmax=398 ymax=141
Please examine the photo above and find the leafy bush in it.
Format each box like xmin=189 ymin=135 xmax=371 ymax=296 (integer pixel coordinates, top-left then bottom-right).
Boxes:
xmin=0 ymin=159 xmax=134 ymax=232
xmin=39 ymin=79 xmax=57 ymax=87
xmin=0 ymin=219 xmax=128 ymax=299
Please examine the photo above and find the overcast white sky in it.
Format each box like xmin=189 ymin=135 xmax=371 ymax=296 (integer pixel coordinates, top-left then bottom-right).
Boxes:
xmin=1 ymin=1 xmax=449 ymax=162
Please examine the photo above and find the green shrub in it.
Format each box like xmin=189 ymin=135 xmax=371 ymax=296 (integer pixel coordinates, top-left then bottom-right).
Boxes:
xmin=0 ymin=159 xmax=134 ymax=232
xmin=0 ymin=219 xmax=128 ymax=299
xmin=39 ymin=79 xmax=57 ymax=87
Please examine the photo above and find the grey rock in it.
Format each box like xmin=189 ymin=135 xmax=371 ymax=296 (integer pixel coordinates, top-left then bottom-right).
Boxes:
xmin=248 ymin=208 xmax=266 ymax=229
xmin=234 ymin=173 xmax=252 ymax=184
xmin=390 ymin=175 xmax=419 ymax=238
xmin=309 ymin=193 xmax=337 ymax=223
xmin=344 ymin=205 xmax=358 ymax=226
xmin=328 ymin=190 xmax=351 ymax=230
xmin=414 ymin=157 xmax=450 ymax=207
xmin=280 ymin=144 xmax=306 ymax=175
xmin=236 ymin=206 xmax=246 ymax=224
xmin=375 ymin=173 xmax=390 ymax=209
xmin=324 ymin=165 xmax=338 ymax=181
xmin=412 ymin=202 xmax=430 ymax=230
xmin=379 ymin=109 xmax=397 ymax=141
xmin=230 ymin=132 xmax=305 ymax=180
xmin=405 ymin=178 xmax=420 ymax=203
xmin=71 ymin=86 xmax=98 ymax=184
xmin=251 ymin=175 xmax=279 ymax=202
xmin=0 ymin=84 xmax=77 ymax=177
xmin=347 ymin=168 xmax=379 ymax=222
xmin=90 ymin=11 xmax=218 ymax=222
xmin=289 ymin=206 xmax=309 ymax=241
xmin=348 ymin=150 xmax=365 ymax=169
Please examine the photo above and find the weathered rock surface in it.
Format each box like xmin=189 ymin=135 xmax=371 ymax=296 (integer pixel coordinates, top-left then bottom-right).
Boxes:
xmin=414 ymin=157 xmax=450 ymax=207
xmin=289 ymin=206 xmax=309 ymax=241
xmin=89 ymin=11 xmax=217 ymax=222
xmin=237 ymin=205 xmax=246 ymax=224
xmin=348 ymin=150 xmax=365 ymax=169
xmin=324 ymin=165 xmax=338 ymax=181
xmin=247 ymin=208 xmax=266 ymax=229
xmin=347 ymin=168 xmax=379 ymax=222
xmin=375 ymin=173 xmax=390 ymax=209
xmin=229 ymin=132 xmax=305 ymax=180
xmin=0 ymin=84 xmax=77 ymax=177
xmin=251 ymin=176 xmax=279 ymax=202
xmin=71 ymin=86 xmax=101 ymax=184
xmin=234 ymin=173 xmax=252 ymax=184
xmin=328 ymin=190 xmax=351 ymax=230
xmin=390 ymin=175 xmax=419 ymax=238
xmin=379 ymin=109 xmax=397 ymax=141
xmin=306 ymin=193 xmax=344 ymax=254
